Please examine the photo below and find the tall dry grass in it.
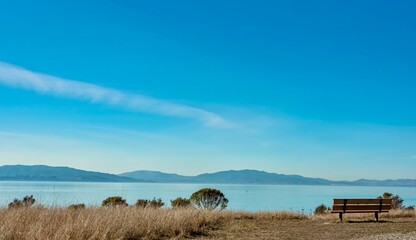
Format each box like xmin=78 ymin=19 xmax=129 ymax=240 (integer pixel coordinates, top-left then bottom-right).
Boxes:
xmin=0 ymin=207 xmax=223 ymax=240
xmin=0 ymin=206 xmax=309 ymax=240
xmin=1 ymin=207 xmax=413 ymax=239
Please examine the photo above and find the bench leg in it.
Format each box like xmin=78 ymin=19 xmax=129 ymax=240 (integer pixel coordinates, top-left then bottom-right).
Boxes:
xmin=375 ymin=212 xmax=379 ymax=222
xmin=339 ymin=213 xmax=343 ymax=222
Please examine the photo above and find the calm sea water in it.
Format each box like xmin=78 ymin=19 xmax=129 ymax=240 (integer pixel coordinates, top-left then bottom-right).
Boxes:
xmin=1 ymin=181 xmax=415 ymax=213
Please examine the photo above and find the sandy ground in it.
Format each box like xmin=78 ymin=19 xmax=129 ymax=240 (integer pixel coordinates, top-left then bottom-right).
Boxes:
xmin=200 ymin=218 xmax=416 ymax=240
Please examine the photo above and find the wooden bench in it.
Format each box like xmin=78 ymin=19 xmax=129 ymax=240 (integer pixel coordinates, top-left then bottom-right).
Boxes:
xmin=331 ymin=198 xmax=392 ymax=222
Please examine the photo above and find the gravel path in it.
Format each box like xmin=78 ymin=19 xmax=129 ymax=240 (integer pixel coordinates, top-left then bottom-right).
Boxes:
xmin=354 ymin=232 xmax=416 ymax=240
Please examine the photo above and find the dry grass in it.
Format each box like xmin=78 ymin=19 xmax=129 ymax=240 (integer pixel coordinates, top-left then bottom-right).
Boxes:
xmin=219 ymin=210 xmax=307 ymax=221
xmin=0 ymin=207 xmax=414 ymax=240
xmin=0 ymin=207 xmax=222 ymax=240
xmin=312 ymin=208 xmax=416 ymax=221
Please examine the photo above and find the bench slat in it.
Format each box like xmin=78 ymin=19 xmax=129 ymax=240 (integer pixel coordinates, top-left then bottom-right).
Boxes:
xmin=332 ymin=204 xmax=391 ymax=211
xmin=333 ymin=199 xmax=392 ymax=205
xmin=331 ymin=210 xmax=390 ymax=213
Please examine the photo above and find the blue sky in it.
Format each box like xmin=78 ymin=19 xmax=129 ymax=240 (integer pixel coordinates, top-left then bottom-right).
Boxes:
xmin=0 ymin=1 xmax=415 ymax=180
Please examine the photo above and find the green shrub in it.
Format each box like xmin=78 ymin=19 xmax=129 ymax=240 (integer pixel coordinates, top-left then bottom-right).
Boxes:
xmin=102 ymin=196 xmax=128 ymax=207
xmin=8 ymin=195 xmax=36 ymax=208
xmin=378 ymin=192 xmax=404 ymax=209
xmin=314 ymin=204 xmax=330 ymax=215
xmin=68 ymin=204 xmax=86 ymax=210
xmin=135 ymin=199 xmax=149 ymax=208
xmin=405 ymin=205 xmax=415 ymax=211
xmin=171 ymin=197 xmax=191 ymax=208
xmin=8 ymin=199 xmax=22 ymax=209
xmin=135 ymin=198 xmax=165 ymax=208
xmin=190 ymin=188 xmax=228 ymax=210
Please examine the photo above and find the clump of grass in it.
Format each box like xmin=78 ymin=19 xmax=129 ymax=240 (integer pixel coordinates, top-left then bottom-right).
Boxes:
xmin=383 ymin=208 xmax=416 ymax=219
xmin=68 ymin=204 xmax=86 ymax=210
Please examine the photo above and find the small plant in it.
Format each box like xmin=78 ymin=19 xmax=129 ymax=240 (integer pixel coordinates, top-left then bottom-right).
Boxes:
xmin=314 ymin=204 xmax=330 ymax=215
xmin=135 ymin=198 xmax=165 ymax=208
xmin=102 ymin=196 xmax=128 ymax=207
xmin=8 ymin=195 xmax=36 ymax=208
xmin=378 ymin=192 xmax=404 ymax=209
xmin=8 ymin=199 xmax=22 ymax=209
xmin=135 ymin=199 xmax=149 ymax=208
xmin=149 ymin=198 xmax=165 ymax=208
xmin=68 ymin=204 xmax=86 ymax=210
xmin=190 ymin=188 xmax=228 ymax=210
xmin=405 ymin=205 xmax=415 ymax=211
xmin=171 ymin=197 xmax=191 ymax=208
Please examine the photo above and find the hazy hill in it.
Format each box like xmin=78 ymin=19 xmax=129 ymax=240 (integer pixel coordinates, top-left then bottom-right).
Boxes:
xmin=0 ymin=165 xmax=137 ymax=182
xmin=192 ymin=170 xmax=332 ymax=185
xmin=122 ymin=169 xmax=335 ymax=185
xmin=1 ymin=165 xmax=415 ymax=187
xmin=120 ymin=170 xmax=191 ymax=182
xmin=120 ymin=169 xmax=416 ymax=186
xmin=349 ymin=178 xmax=416 ymax=187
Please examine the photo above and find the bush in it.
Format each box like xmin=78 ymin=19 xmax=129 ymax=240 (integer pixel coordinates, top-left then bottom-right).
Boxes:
xmin=171 ymin=197 xmax=191 ymax=208
xmin=190 ymin=188 xmax=228 ymax=210
xmin=135 ymin=199 xmax=149 ymax=208
xmin=8 ymin=199 xmax=23 ymax=209
xmin=378 ymin=192 xmax=404 ymax=209
xmin=68 ymin=204 xmax=86 ymax=210
xmin=405 ymin=205 xmax=415 ymax=211
xmin=314 ymin=204 xmax=330 ymax=215
xmin=102 ymin=196 xmax=128 ymax=207
xmin=8 ymin=195 xmax=36 ymax=208
xmin=135 ymin=198 xmax=165 ymax=208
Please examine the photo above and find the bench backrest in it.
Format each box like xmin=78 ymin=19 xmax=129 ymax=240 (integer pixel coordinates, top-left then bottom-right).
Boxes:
xmin=332 ymin=199 xmax=392 ymax=213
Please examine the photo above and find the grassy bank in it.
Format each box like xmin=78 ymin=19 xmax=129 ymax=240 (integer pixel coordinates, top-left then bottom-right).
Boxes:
xmin=0 ymin=207 xmax=414 ymax=240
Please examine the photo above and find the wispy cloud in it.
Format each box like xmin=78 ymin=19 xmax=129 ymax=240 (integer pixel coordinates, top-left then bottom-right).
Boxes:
xmin=0 ymin=62 xmax=230 ymax=127
xmin=412 ymin=155 xmax=416 ymax=159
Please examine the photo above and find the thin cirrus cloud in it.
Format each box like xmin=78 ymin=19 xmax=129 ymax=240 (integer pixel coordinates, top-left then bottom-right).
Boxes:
xmin=0 ymin=62 xmax=230 ymax=128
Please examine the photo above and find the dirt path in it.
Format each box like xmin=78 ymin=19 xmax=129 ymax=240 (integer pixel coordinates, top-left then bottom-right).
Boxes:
xmin=200 ymin=218 xmax=416 ymax=240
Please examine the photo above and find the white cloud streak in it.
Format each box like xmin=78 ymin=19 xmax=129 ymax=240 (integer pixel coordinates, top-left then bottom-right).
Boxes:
xmin=0 ymin=62 xmax=230 ymax=128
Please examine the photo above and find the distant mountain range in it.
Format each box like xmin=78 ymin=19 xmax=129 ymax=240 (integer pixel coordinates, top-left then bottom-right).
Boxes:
xmin=0 ymin=165 xmax=137 ymax=182
xmin=120 ymin=169 xmax=332 ymax=185
xmin=1 ymin=165 xmax=416 ymax=187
